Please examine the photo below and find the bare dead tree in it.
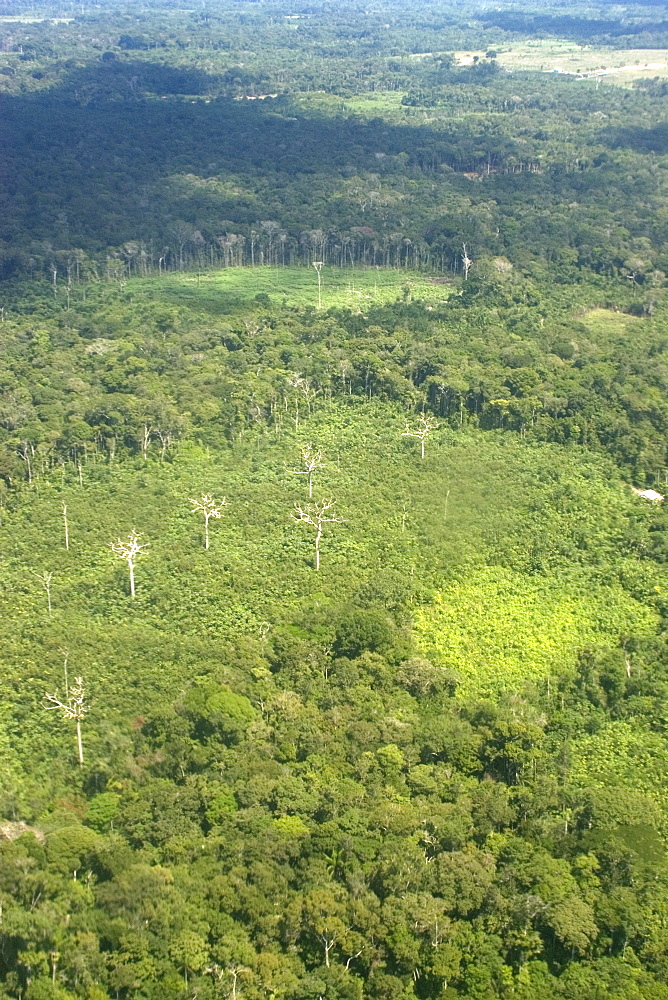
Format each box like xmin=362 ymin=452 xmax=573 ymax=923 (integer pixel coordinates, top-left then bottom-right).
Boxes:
xmin=62 ymin=501 xmax=69 ymax=550
xmin=338 ymin=358 xmax=353 ymax=395
xmin=33 ymin=570 xmax=54 ymax=613
xmin=189 ymin=493 xmax=228 ymax=550
xmin=139 ymin=423 xmax=152 ymax=461
xmin=401 ymin=501 xmax=409 ymax=533
xmin=155 ymin=426 xmax=176 ymax=463
xmin=205 ymin=963 xmax=251 ymax=1000
xmin=289 ymin=373 xmax=317 ymax=429
xmin=18 ymin=441 xmax=33 ymax=484
xmin=312 ymin=260 xmax=324 ymax=309
xmin=461 ymin=243 xmax=472 ymax=280
xmin=403 ymin=414 xmax=437 ymax=459
xmin=345 ymin=948 xmax=364 ymax=971
xmin=320 ymin=931 xmax=338 ymax=968
xmin=292 ymin=498 xmax=342 ymax=570
xmin=290 ymin=444 xmax=323 ymax=499
xmin=110 ymin=529 xmax=148 ymax=597
xmin=45 ymin=675 xmax=86 ymax=765
xmin=59 ymin=646 xmax=70 ymax=698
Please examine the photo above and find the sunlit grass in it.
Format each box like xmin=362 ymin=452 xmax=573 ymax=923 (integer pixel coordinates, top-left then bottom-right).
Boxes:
xmin=456 ymin=43 xmax=668 ymax=82
xmin=135 ymin=265 xmax=452 ymax=312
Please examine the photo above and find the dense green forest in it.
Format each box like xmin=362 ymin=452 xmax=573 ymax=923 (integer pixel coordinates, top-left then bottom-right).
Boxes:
xmin=6 ymin=2 xmax=668 ymax=999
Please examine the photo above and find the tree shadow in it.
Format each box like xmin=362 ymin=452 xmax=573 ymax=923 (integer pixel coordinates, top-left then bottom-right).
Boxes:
xmin=0 ymin=56 xmax=526 ymax=265
xmin=479 ymin=10 xmax=668 ymax=43
xmin=601 ymin=122 xmax=668 ymax=154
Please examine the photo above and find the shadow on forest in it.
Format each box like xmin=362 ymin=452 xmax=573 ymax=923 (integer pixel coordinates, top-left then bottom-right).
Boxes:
xmin=602 ymin=121 xmax=668 ymax=154
xmin=0 ymin=58 xmax=527 ymax=256
xmin=480 ymin=10 xmax=668 ymax=42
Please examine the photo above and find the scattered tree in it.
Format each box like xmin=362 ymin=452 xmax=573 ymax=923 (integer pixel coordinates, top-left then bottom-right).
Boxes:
xmin=312 ymin=260 xmax=324 ymax=309
xmin=59 ymin=646 xmax=70 ymax=698
xmin=290 ymin=444 xmax=323 ymax=498
xmin=62 ymin=500 xmax=69 ymax=550
xmin=403 ymin=414 xmax=437 ymax=459
xmin=110 ymin=529 xmax=148 ymax=597
xmin=462 ymin=243 xmax=472 ymax=280
xmin=289 ymin=373 xmax=316 ymax=429
xmin=45 ymin=675 xmax=86 ymax=765
xmin=189 ymin=493 xmax=228 ymax=550
xmin=292 ymin=498 xmax=342 ymax=570
xmin=139 ymin=422 xmax=152 ymax=461
xmin=33 ymin=570 xmax=54 ymax=613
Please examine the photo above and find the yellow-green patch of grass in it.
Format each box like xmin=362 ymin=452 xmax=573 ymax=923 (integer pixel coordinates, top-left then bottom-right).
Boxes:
xmin=339 ymin=92 xmax=407 ymax=115
xmin=414 ymin=566 xmax=658 ymax=698
xmin=140 ymin=266 xmax=450 ymax=313
xmin=295 ymin=91 xmax=406 ymax=117
xmin=580 ymin=307 xmax=637 ymax=337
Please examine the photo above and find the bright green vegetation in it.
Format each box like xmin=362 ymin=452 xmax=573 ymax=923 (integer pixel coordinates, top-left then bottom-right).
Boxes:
xmin=5 ymin=1 xmax=668 ymax=999
xmin=569 ymin=721 xmax=668 ymax=818
xmin=415 ymin=568 xmax=658 ymax=698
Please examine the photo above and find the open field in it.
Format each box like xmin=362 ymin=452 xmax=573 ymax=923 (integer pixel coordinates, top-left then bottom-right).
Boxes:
xmin=456 ymin=43 xmax=668 ymax=82
xmin=0 ymin=15 xmax=73 ymax=21
xmin=132 ymin=265 xmax=452 ymax=313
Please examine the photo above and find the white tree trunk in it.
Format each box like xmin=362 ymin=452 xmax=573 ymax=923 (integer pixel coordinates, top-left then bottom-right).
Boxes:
xmin=76 ymin=719 xmax=83 ymax=765
xmin=315 ymin=527 xmax=322 ymax=570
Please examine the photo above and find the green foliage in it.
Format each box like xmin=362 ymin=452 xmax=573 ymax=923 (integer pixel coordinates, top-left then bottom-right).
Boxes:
xmin=334 ymin=610 xmax=398 ymax=660
xmin=85 ymin=792 xmax=120 ymax=832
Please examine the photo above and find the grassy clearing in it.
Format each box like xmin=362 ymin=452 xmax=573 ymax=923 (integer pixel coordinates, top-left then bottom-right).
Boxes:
xmin=134 ymin=265 xmax=451 ymax=313
xmin=578 ymin=307 xmax=655 ymax=350
xmin=297 ymin=91 xmax=407 ymax=116
xmin=0 ymin=15 xmax=73 ymax=21
xmin=456 ymin=43 xmax=668 ymax=82
xmin=580 ymin=307 xmax=637 ymax=336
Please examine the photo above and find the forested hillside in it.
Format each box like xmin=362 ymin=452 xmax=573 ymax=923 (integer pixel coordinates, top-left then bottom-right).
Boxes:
xmin=5 ymin=2 xmax=668 ymax=999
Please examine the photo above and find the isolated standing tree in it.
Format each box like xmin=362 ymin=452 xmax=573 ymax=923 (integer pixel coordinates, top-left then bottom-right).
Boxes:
xmin=33 ymin=570 xmax=54 ymax=613
xmin=189 ymin=493 xmax=228 ymax=550
xmin=312 ymin=260 xmax=324 ymax=309
xmin=292 ymin=498 xmax=342 ymax=570
xmin=62 ymin=501 xmax=69 ymax=550
xmin=461 ymin=242 xmax=472 ymax=280
xmin=45 ymin=675 xmax=86 ymax=765
xmin=290 ymin=444 xmax=323 ymax=498
xmin=289 ymin=373 xmax=316 ymax=429
xmin=403 ymin=414 xmax=437 ymax=459
xmin=110 ymin=529 xmax=148 ymax=597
